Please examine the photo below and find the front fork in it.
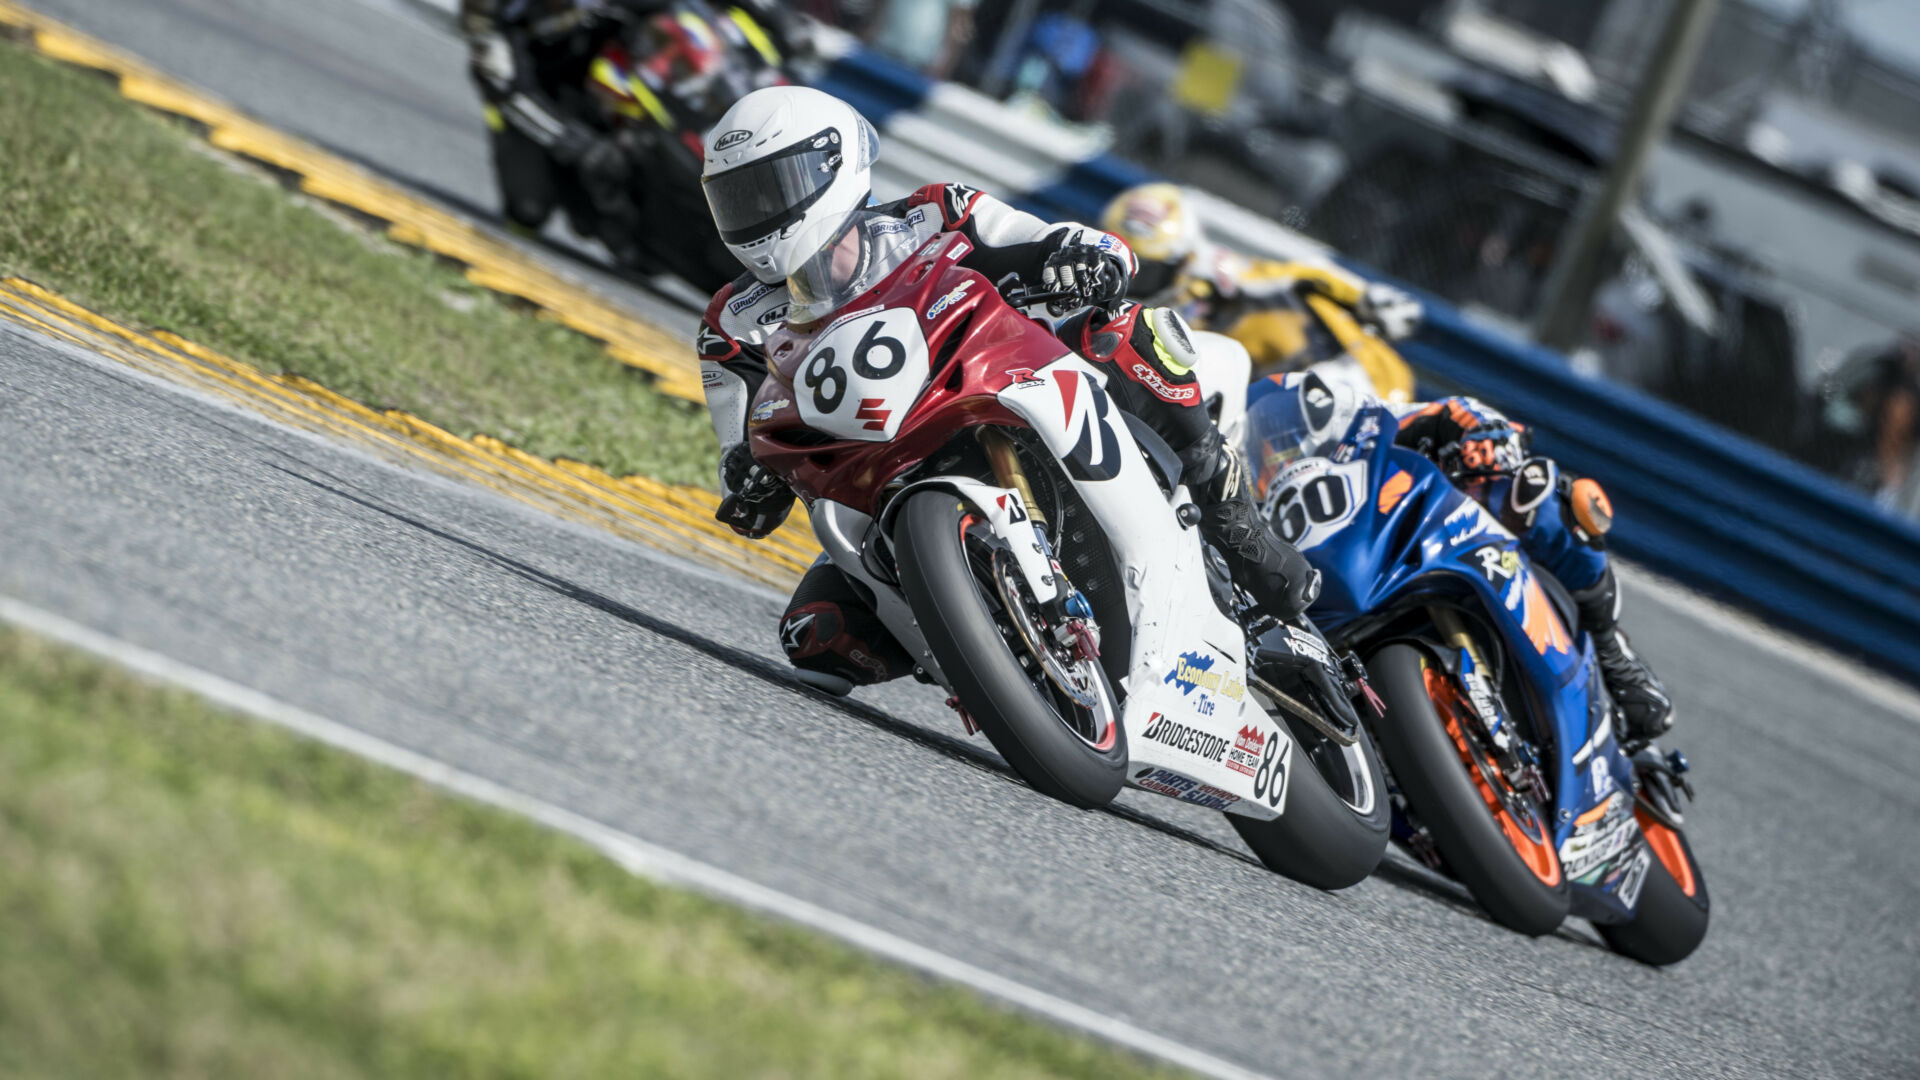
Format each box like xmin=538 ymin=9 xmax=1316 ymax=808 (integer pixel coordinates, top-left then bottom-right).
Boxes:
xmin=977 ymin=428 xmax=1098 ymax=659
xmin=1429 ymin=606 xmax=1547 ymax=802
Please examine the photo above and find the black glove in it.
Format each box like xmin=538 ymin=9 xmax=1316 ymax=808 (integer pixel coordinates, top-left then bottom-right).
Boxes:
xmin=716 ymin=442 xmax=795 ymax=539
xmin=1041 ymin=243 xmax=1131 ymax=316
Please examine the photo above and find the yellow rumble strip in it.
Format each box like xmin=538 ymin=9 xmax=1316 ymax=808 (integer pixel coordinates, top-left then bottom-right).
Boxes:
xmin=0 ymin=0 xmax=705 ymax=403
xmin=0 ymin=278 xmax=818 ymax=589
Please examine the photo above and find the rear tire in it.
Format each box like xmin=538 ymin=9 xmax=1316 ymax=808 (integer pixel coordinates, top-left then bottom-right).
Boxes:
xmin=1368 ymin=644 xmax=1571 ymax=935
xmin=1599 ymin=813 xmax=1710 ymax=965
xmin=895 ymin=491 xmax=1126 ymax=808
xmin=1229 ymin=720 xmax=1390 ymax=890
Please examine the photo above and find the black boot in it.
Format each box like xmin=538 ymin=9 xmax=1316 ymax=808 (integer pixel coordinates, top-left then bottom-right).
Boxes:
xmin=1572 ymin=567 xmax=1673 ymax=742
xmin=1181 ymin=428 xmax=1321 ymax=619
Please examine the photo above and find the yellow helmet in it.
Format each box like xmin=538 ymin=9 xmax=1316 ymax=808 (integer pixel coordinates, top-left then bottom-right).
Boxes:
xmin=1101 ymin=183 xmax=1201 ymax=264
xmin=1102 ymin=183 xmax=1202 ymax=299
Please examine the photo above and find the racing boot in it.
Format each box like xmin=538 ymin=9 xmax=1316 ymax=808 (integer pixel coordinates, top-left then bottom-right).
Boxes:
xmin=1181 ymin=426 xmax=1322 ymax=620
xmin=1572 ymin=566 xmax=1673 ymax=742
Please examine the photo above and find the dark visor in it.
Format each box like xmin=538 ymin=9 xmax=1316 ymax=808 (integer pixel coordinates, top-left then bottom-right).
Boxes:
xmin=702 ymin=128 xmax=843 ymax=245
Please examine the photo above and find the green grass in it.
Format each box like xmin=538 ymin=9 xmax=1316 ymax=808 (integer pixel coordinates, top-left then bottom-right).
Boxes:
xmin=0 ymin=624 xmax=1183 ymax=1079
xmin=0 ymin=36 xmax=716 ymax=487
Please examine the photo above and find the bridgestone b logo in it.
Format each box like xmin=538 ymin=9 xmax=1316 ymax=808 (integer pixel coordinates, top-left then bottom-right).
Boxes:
xmin=1142 ymin=713 xmax=1227 ymax=763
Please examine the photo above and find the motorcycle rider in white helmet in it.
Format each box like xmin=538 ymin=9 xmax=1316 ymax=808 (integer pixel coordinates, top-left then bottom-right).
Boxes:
xmin=695 ymin=85 xmax=1318 ymax=694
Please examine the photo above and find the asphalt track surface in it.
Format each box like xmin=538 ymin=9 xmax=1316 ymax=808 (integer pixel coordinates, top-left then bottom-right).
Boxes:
xmin=5 ymin=1 xmax=1920 ymax=1075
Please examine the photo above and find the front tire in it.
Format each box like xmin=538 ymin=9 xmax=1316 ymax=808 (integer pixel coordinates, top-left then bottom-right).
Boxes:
xmin=895 ymin=491 xmax=1126 ymax=808
xmin=1368 ymin=644 xmax=1571 ymax=935
xmin=1229 ymin=718 xmax=1390 ymax=890
xmin=1599 ymin=812 xmax=1710 ymax=965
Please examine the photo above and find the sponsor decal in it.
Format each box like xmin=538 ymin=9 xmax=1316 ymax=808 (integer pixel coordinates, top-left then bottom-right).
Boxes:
xmin=1129 ymin=362 xmax=1199 ymax=402
xmin=924 ymin=279 xmax=976 ymax=320
xmin=1613 ymin=848 xmax=1652 ymax=909
xmin=1163 ymin=651 xmax=1245 ymax=701
xmin=1559 ymin=792 xmax=1637 ymax=881
xmin=1468 ymin=543 xmax=1520 ymax=585
xmin=701 ymin=366 xmax=724 ymax=388
xmin=1140 ymin=712 xmax=1228 ymax=764
xmin=1444 ymin=499 xmax=1502 ymax=546
xmin=750 ymin=397 xmax=790 ymax=423
xmin=853 ymin=398 xmax=891 ymax=431
xmin=1135 ymin=768 xmax=1238 ymax=811
xmin=712 ymin=128 xmax=752 ymax=151
xmin=727 ymin=281 xmax=775 ymax=314
xmin=1058 ymin=371 xmax=1123 ymax=482
xmin=1226 ymin=725 xmax=1265 ymax=778
xmin=1285 ymin=627 xmax=1330 ymax=666
xmin=994 ymin=492 xmax=1028 ymax=523
xmin=777 ymin=612 xmax=813 ymax=654
xmin=696 ymin=323 xmax=736 ymax=360
xmin=757 ymin=303 xmax=791 ymax=326
xmin=1590 ymin=756 xmax=1617 ymax=800
xmin=1003 ymin=367 xmax=1046 ymax=389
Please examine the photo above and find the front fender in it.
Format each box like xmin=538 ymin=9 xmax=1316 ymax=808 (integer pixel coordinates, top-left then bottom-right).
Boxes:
xmin=879 ymin=475 xmax=1059 ymax=604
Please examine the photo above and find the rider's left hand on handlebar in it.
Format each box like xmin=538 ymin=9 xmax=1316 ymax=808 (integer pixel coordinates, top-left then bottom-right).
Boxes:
xmin=1041 ymin=244 xmax=1131 ymax=316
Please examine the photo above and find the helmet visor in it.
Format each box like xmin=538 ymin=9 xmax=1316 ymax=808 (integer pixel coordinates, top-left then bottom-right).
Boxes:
xmin=702 ymin=127 xmax=843 ymax=245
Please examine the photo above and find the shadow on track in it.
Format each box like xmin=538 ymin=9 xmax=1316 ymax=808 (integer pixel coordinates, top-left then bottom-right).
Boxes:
xmin=273 ymin=461 xmax=1565 ymax=930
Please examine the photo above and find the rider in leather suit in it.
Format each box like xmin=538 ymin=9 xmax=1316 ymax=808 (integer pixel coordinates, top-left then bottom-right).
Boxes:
xmin=697 ymin=86 xmax=1320 ymax=695
xmin=1252 ymin=372 xmax=1674 ymax=741
xmin=460 ymin=0 xmax=800 ymax=266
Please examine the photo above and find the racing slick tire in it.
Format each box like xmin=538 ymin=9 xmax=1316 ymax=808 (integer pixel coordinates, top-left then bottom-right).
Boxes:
xmin=1229 ymin=718 xmax=1391 ymax=891
xmin=896 ymin=491 xmax=1127 ymax=808
xmin=1598 ymin=815 xmax=1710 ymax=966
xmin=1368 ymin=644 xmax=1571 ymax=936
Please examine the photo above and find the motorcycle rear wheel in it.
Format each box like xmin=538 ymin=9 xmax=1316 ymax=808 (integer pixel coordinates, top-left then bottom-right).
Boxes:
xmin=895 ymin=491 xmax=1127 ymax=808
xmin=1229 ymin=715 xmax=1390 ymax=891
xmin=1368 ymin=644 xmax=1571 ymax=936
xmin=1598 ymin=810 xmax=1710 ymax=965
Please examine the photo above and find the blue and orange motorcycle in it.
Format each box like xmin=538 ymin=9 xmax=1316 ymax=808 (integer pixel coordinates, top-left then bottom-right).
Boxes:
xmin=1243 ymin=377 xmax=1709 ymax=964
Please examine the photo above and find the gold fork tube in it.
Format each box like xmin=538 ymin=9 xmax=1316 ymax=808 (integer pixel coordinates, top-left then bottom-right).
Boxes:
xmin=978 ymin=428 xmax=1047 ymax=528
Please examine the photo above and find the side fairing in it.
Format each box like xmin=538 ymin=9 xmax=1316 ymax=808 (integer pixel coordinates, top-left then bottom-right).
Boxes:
xmin=1277 ymin=415 xmax=1629 ymax=862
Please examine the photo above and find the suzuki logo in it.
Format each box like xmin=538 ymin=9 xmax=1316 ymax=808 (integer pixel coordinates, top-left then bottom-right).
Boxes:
xmin=855 ymin=398 xmax=891 ymax=431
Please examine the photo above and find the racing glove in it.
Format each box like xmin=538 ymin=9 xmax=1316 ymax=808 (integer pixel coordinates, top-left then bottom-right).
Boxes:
xmin=1041 ymin=243 xmax=1132 ymax=316
xmin=1356 ymin=282 xmax=1423 ymax=341
xmin=716 ymin=442 xmax=795 ymax=539
xmin=1441 ymin=419 xmax=1530 ymax=480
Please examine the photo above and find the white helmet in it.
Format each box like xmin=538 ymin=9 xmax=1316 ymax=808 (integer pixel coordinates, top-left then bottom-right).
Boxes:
xmin=701 ymin=86 xmax=880 ymax=284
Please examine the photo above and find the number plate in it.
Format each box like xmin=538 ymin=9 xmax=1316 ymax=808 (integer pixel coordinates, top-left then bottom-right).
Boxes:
xmin=1263 ymin=458 xmax=1366 ymax=550
xmin=794 ymin=309 xmax=931 ymax=442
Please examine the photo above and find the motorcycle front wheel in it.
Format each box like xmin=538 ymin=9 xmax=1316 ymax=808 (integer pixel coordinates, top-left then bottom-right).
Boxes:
xmin=1368 ymin=644 xmax=1571 ymax=936
xmin=895 ymin=490 xmax=1127 ymax=808
xmin=1598 ymin=810 xmax=1710 ymax=965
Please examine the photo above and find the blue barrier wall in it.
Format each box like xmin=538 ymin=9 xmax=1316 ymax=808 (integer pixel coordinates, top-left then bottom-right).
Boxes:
xmin=816 ymin=48 xmax=1920 ymax=683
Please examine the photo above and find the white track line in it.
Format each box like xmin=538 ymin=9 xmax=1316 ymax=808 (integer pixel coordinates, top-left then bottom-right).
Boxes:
xmin=0 ymin=593 xmax=1272 ymax=1080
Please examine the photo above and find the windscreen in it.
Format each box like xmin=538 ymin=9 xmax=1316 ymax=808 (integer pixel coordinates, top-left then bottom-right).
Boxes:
xmin=1244 ymin=373 xmax=1360 ymax=502
xmin=784 ymin=210 xmax=921 ymax=324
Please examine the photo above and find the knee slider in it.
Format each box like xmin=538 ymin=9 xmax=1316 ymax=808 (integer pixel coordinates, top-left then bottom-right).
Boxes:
xmin=1566 ymin=476 xmax=1613 ymax=546
xmin=1146 ymin=306 xmax=1202 ymax=376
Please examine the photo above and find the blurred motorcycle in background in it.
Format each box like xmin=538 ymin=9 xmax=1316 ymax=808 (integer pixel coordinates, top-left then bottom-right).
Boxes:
xmin=582 ymin=0 xmax=792 ymax=290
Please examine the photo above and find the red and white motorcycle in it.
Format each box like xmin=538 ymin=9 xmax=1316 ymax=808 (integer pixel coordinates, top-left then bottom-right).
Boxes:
xmin=749 ymin=212 xmax=1390 ymax=889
